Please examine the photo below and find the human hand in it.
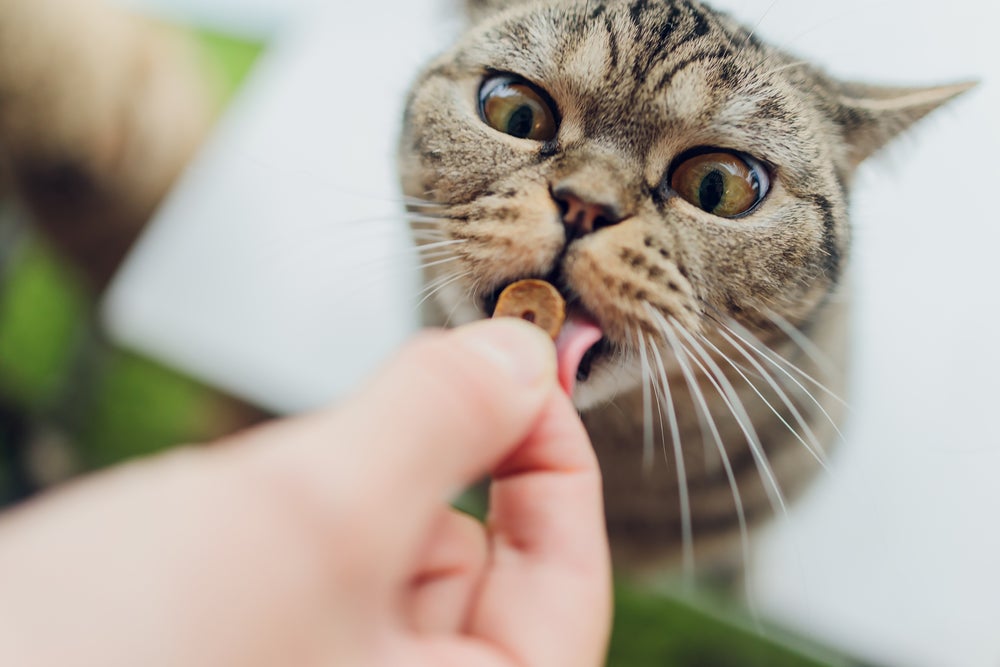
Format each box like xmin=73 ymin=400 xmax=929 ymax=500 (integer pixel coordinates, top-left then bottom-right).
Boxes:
xmin=0 ymin=319 xmax=611 ymax=667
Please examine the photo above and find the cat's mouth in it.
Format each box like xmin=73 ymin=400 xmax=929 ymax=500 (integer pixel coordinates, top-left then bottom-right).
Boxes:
xmin=484 ymin=281 xmax=611 ymax=393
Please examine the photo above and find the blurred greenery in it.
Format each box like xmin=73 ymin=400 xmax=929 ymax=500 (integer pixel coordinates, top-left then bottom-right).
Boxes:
xmin=608 ymin=585 xmax=856 ymax=667
xmin=76 ymin=351 xmax=219 ymax=468
xmin=196 ymin=29 xmax=265 ymax=103
xmin=0 ymin=242 xmax=85 ymax=407
xmin=0 ymin=23 xmax=861 ymax=667
xmin=0 ymin=237 xmax=228 ymax=470
xmin=0 ymin=29 xmax=263 ymax=472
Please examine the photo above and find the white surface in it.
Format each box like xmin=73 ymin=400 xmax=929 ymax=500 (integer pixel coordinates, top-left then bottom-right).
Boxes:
xmin=103 ymin=3 xmax=460 ymax=412
xmin=729 ymin=2 xmax=1000 ymax=666
xmin=103 ymin=0 xmax=1000 ymax=665
xmin=726 ymin=3 xmax=1000 ymax=667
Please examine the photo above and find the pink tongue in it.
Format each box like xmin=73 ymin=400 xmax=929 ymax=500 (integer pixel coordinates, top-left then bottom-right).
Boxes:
xmin=554 ymin=314 xmax=604 ymax=396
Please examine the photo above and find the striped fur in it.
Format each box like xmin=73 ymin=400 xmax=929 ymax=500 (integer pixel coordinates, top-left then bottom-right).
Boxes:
xmin=398 ymin=0 xmax=969 ymax=572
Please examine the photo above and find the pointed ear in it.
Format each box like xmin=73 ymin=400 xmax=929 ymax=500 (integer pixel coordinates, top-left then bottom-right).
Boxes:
xmin=835 ymin=80 xmax=976 ymax=168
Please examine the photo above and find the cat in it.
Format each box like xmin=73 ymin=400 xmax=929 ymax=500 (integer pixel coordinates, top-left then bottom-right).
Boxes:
xmin=398 ymin=0 xmax=970 ymax=573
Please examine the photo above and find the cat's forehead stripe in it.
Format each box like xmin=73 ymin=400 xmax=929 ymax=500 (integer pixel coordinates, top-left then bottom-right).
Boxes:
xmin=466 ymin=0 xmax=741 ymax=76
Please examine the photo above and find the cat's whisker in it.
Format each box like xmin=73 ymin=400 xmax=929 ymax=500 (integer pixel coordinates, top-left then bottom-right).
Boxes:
xmin=289 ymin=247 xmax=447 ymax=313
xmin=706 ymin=309 xmax=850 ymax=412
xmin=414 ymin=268 xmax=467 ymax=300
xmin=411 ymin=239 xmax=469 ymax=253
xmin=407 ymin=226 xmax=452 ymax=237
xmin=413 ymin=255 xmax=462 ymax=273
xmin=635 ymin=327 xmax=656 ymax=472
xmin=410 ymin=234 xmax=452 ymax=247
xmin=442 ymin=283 xmax=471 ymax=328
xmin=645 ymin=325 xmax=694 ymax=582
xmin=260 ymin=217 xmax=410 ymax=259
xmin=258 ymin=209 xmax=453 ymax=252
xmin=257 ymin=255 xmax=418 ymax=319
xmin=411 ymin=232 xmax=453 ymax=245
xmin=764 ymin=309 xmax=841 ymax=380
xmin=468 ymin=279 xmax=486 ymax=314
xmin=293 ymin=238 xmax=466 ymax=285
xmin=405 ymin=214 xmax=451 ymax=224
xmin=406 ymin=213 xmax=463 ymax=224
xmin=412 ymin=244 xmax=464 ymax=260
xmin=260 ymin=218 xmax=455 ymax=279
xmin=402 ymin=196 xmax=449 ymax=208
xmin=716 ymin=318 xmax=849 ymax=444
xmin=412 ymin=247 xmax=468 ymax=265
xmin=642 ymin=335 xmax=670 ymax=474
xmin=409 ymin=225 xmax=449 ymax=235
xmin=776 ymin=10 xmax=859 ymax=57
xmin=703 ymin=329 xmax=829 ymax=469
xmin=762 ymin=60 xmax=810 ymax=77
xmin=744 ymin=0 xmax=782 ymax=45
xmin=413 ymin=270 xmax=473 ymax=312
xmin=731 ymin=317 xmax=848 ymax=409
xmin=652 ymin=311 xmax=753 ymax=595
xmin=669 ymin=317 xmax=787 ymax=516
xmin=409 ymin=230 xmax=453 ymax=241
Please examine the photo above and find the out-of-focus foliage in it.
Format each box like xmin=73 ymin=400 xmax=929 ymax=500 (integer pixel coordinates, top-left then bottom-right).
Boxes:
xmin=609 ymin=583 xmax=858 ymax=667
xmin=0 ymin=242 xmax=86 ymax=408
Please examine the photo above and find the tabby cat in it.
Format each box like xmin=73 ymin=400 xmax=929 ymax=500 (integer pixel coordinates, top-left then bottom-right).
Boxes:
xmin=398 ymin=0 xmax=968 ymax=572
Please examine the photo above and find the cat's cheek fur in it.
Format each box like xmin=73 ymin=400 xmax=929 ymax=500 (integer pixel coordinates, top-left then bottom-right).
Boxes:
xmin=563 ymin=222 xmax=701 ymax=339
xmin=458 ymin=183 xmax=566 ymax=279
xmin=412 ymin=181 xmax=566 ymax=325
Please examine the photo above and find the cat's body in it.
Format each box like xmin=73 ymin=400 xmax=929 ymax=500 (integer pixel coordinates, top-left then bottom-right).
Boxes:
xmin=399 ymin=0 xmax=967 ymax=570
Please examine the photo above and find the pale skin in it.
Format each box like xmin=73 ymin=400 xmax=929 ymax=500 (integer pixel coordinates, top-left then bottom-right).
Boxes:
xmin=0 ymin=319 xmax=612 ymax=666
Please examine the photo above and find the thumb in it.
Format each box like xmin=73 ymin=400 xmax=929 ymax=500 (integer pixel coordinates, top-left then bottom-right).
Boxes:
xmin=336 ymin=317 xmax=560 ymax=499
xmin=227 ymin=318 xmax=559 ymax=559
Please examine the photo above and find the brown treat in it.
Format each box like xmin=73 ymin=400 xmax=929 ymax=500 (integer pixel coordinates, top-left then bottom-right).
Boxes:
xmin=493 ymin=279 xmax=566 ymax=340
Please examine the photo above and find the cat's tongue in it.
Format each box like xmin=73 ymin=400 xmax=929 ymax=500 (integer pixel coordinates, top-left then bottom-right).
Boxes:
xmin=555 ymin=314 xmax=604 ymax=396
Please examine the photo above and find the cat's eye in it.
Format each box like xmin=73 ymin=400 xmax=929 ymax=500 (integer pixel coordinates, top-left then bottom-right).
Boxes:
xmin=478 ymin=74 xmax=558 ymax=142
xmin=669 ymin=150 xmax=770 ymax=218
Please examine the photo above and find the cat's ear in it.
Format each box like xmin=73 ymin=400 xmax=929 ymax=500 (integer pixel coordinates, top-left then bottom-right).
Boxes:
xmin=835 ymin=80 xmax=976 ymax=168
xmin=465 ymin=0 xmax=534 ymax=23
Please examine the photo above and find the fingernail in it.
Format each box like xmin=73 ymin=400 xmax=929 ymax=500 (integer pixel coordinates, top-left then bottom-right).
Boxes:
xmin=454 ymin=319 xmax=556 ymax=387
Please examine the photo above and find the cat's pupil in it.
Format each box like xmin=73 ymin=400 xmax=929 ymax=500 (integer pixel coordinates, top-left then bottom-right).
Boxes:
xmin=506 ymin=105 xmax=535 ymax=138
xmin=698 ymin=170 xmax=725 ymax=212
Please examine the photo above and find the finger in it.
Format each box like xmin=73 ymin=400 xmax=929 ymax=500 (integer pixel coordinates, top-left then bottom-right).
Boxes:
xmin=406 ymin=509 xmax=488 ymax=634
xmin=469 ymin=392 xmax=612 ymax=667
xmin=335 ymin=318 xmax=558 ymax=496
xmin=219 ymin=319 xmax=557 ymax=574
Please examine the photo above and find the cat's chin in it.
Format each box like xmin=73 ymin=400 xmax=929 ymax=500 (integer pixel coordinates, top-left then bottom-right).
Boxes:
xmin=572 ymin=380 xmax=613 ymax=411
xmin=571 ymin=358 xmax=642 ymax=412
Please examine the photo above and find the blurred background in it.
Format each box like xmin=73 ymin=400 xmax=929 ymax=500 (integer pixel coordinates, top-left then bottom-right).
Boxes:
xmin=0 ymin=0 xmax=997 ymax=665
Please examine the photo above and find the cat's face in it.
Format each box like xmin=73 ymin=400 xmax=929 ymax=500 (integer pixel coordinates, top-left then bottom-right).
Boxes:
xmin=399 ymin=0 xmax=966 ymax=409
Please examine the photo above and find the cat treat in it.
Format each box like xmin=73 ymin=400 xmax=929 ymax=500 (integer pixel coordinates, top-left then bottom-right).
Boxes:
xmin=493 ymin=279 xmax=565 ymax=340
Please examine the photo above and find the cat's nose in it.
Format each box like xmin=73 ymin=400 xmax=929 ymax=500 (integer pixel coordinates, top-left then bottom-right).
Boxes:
xmin=551 ymin=184 xmax=624 ymax=240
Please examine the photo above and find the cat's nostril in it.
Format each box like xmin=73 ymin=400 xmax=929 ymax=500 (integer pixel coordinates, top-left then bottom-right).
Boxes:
xmin=554 ymin=190 xmax=571 ymax=218
xmin=551 ymin=184 xmax=623 ymax=239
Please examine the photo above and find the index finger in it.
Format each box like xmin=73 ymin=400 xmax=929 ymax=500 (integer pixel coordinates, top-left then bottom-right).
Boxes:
xmin=468 ymin=391 xmax=612 ymax=667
